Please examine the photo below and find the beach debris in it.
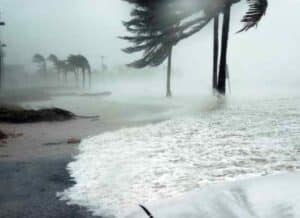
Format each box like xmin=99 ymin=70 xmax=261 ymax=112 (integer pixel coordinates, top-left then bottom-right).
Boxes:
xmin=0 ymin=106 xmax=75 ymax=123
xmin=43 ymin=138 xmax=81 ymax=146
xmin=80 ymin=91 xmax=112 ymax=97
xmin=67 ymin=137 xmax=81 ymax=144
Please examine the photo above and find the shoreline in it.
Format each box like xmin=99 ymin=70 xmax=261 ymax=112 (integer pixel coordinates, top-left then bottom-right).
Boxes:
xmin=0 ymin=117 xmax=162 ymax=218
xmin=0 ymin=90 xmax=170 ymax=218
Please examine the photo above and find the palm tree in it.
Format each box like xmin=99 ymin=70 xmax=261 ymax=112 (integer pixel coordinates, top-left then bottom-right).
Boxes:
xmin=67 ymin=55 xmax=80 ymax=85
xmin=122 ymin=0 xmax=269 ymax=96
xmin=57 ymin=60 xmax=71 ymax=83
xmin=166 ymin=47 xmax=173 ymax=97
xmin=48 ymin=54 xmax=61 ymax=81
xmin=121 ymin=1 xmax=180 ymax=97
xmin=79 ymin=55 xmax=92 ymax=88
xmin=215 ymin=0 xmax=268 ymax=94
xmin=67 ymin=55 xmax=91 ymax=88
xmin=32 ymin=54 xmax=47 ymax=76
xmin=213 ymin=15 xmax=219 ymax=92
xmin=216 ymin=2 xmax=232 ymax=95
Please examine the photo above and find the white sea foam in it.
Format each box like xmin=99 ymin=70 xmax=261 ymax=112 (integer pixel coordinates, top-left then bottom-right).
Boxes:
xmin=59 ymin=97 xmax=300 ymax=217
xmin=127 ymin=173 xmax=300 ymax=218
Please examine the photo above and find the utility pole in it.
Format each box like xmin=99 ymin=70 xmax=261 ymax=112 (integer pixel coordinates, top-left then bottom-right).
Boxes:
xmin=0 ymin=12 xmax=6 ymax=90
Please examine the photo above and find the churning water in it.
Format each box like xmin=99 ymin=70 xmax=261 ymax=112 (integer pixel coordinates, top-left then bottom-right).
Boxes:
xmin=59 ymin=96 xmax=300 ymax=217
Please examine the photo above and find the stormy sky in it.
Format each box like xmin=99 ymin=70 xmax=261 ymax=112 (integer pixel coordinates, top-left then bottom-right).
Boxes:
xmin=1 ymin=0 xmax=300 ymax=93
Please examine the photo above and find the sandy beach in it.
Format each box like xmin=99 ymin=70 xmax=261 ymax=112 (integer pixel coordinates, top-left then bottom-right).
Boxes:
xmin=0 ymin=88 xmax=170 ymax=218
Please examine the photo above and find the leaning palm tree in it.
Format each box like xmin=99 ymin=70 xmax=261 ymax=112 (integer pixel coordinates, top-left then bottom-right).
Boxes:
xmin=57 ymin=60 xmax=71 ymax=83
xmin=216 ymin=0 xmax=268 ymax=94
xmin=122 ymin=0 xmax=268 ymax=95
xmin=67 ymin=55 xmax=80 ymax=85
xmin=67 ymin=55 xmax=91 ymax=88
xmin=121 ymin=0 xmax=181 ymax=97
xmin=78 ymin=55 xmax=92 ymax=88
xmin=32 ymin=54 xmax=47 ymax=76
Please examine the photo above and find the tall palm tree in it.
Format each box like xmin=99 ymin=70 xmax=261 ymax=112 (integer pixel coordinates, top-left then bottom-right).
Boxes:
xmin=32 ymin=54 xmax=47 ymax=76
xmin=213 ymin=15 xmax=219 ymax=92
xmin=216 ymin=2 xmax=232 ymax=94
xmin=166 ymin=47 xmax=173 ymax=97
xmin=216 ymin=0 xmax=268 ymax=94
xmin=121 ymin=0 xmax=180 ymax=97
xmin=122 ymin=0 xmax=268 ymax=96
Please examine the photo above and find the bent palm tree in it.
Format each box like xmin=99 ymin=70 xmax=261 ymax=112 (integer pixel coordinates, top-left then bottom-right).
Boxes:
xmin=216 ymin=0 xmax=268 ymax=94
xmin=67 ymin=55 xmax=80 ymax=85
xmin=32 ymin=54 xmax=47 ymax=76
xmin=59 ymin=60 xmax=73 ymax=83
xmin=78 ymin=55 xmax=92 ymax=88
xmin=122 ymin=0 xmax=268 ymax=95
xmin=68 ymin=55 xmax=91 ymax=88
xmin=121 ymin=0 xmax=180 ymax=97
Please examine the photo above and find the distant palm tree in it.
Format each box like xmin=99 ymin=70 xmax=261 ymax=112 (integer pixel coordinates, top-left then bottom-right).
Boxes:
xmin=48 ymin=54 xmax=60 ymax=81
xmin=32 ymin=54 xmax=47 ymax=76
xmin=59 ymin=60 xmax=74 ymax=83
xmin=68 ymin=55 xmax=91 ymax=88
xmin=78 ymin=55 xmax=92 ymax=88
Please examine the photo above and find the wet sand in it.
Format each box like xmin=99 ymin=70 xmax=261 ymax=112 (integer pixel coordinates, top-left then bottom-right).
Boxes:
xmin=0 ymin=90 xmax=170 ymax=218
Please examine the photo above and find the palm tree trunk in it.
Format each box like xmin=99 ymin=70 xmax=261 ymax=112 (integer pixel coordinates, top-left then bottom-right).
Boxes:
xmin=64 ymin=71 xmax=67 ymax=82
xmin=213 ymin=15 xmax=219 ymax=92
xmin=43 ymin=62 xmax=47 ymax=78
xmin=82 ymin=69 xmax=85 ymax=88
xmin=74 ymin=70 xmax=78 ymax=87
xmin=57 ymin=70 xmax=60 ymax=82
xmin=88 ymin=71 xmax=91 ymax=89
xmin=166 ymin=46 xmax=172 ymax=97
xmin=217 ymin=4 xmax=231 ymax=95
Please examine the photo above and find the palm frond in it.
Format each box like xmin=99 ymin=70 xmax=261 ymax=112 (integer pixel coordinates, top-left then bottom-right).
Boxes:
xmin=238 ymin=0 xmax=268 ymax=32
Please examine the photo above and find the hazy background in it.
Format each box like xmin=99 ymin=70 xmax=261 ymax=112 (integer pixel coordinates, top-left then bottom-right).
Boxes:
xmin=1 ymin=0 xmax=300 ymax=96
